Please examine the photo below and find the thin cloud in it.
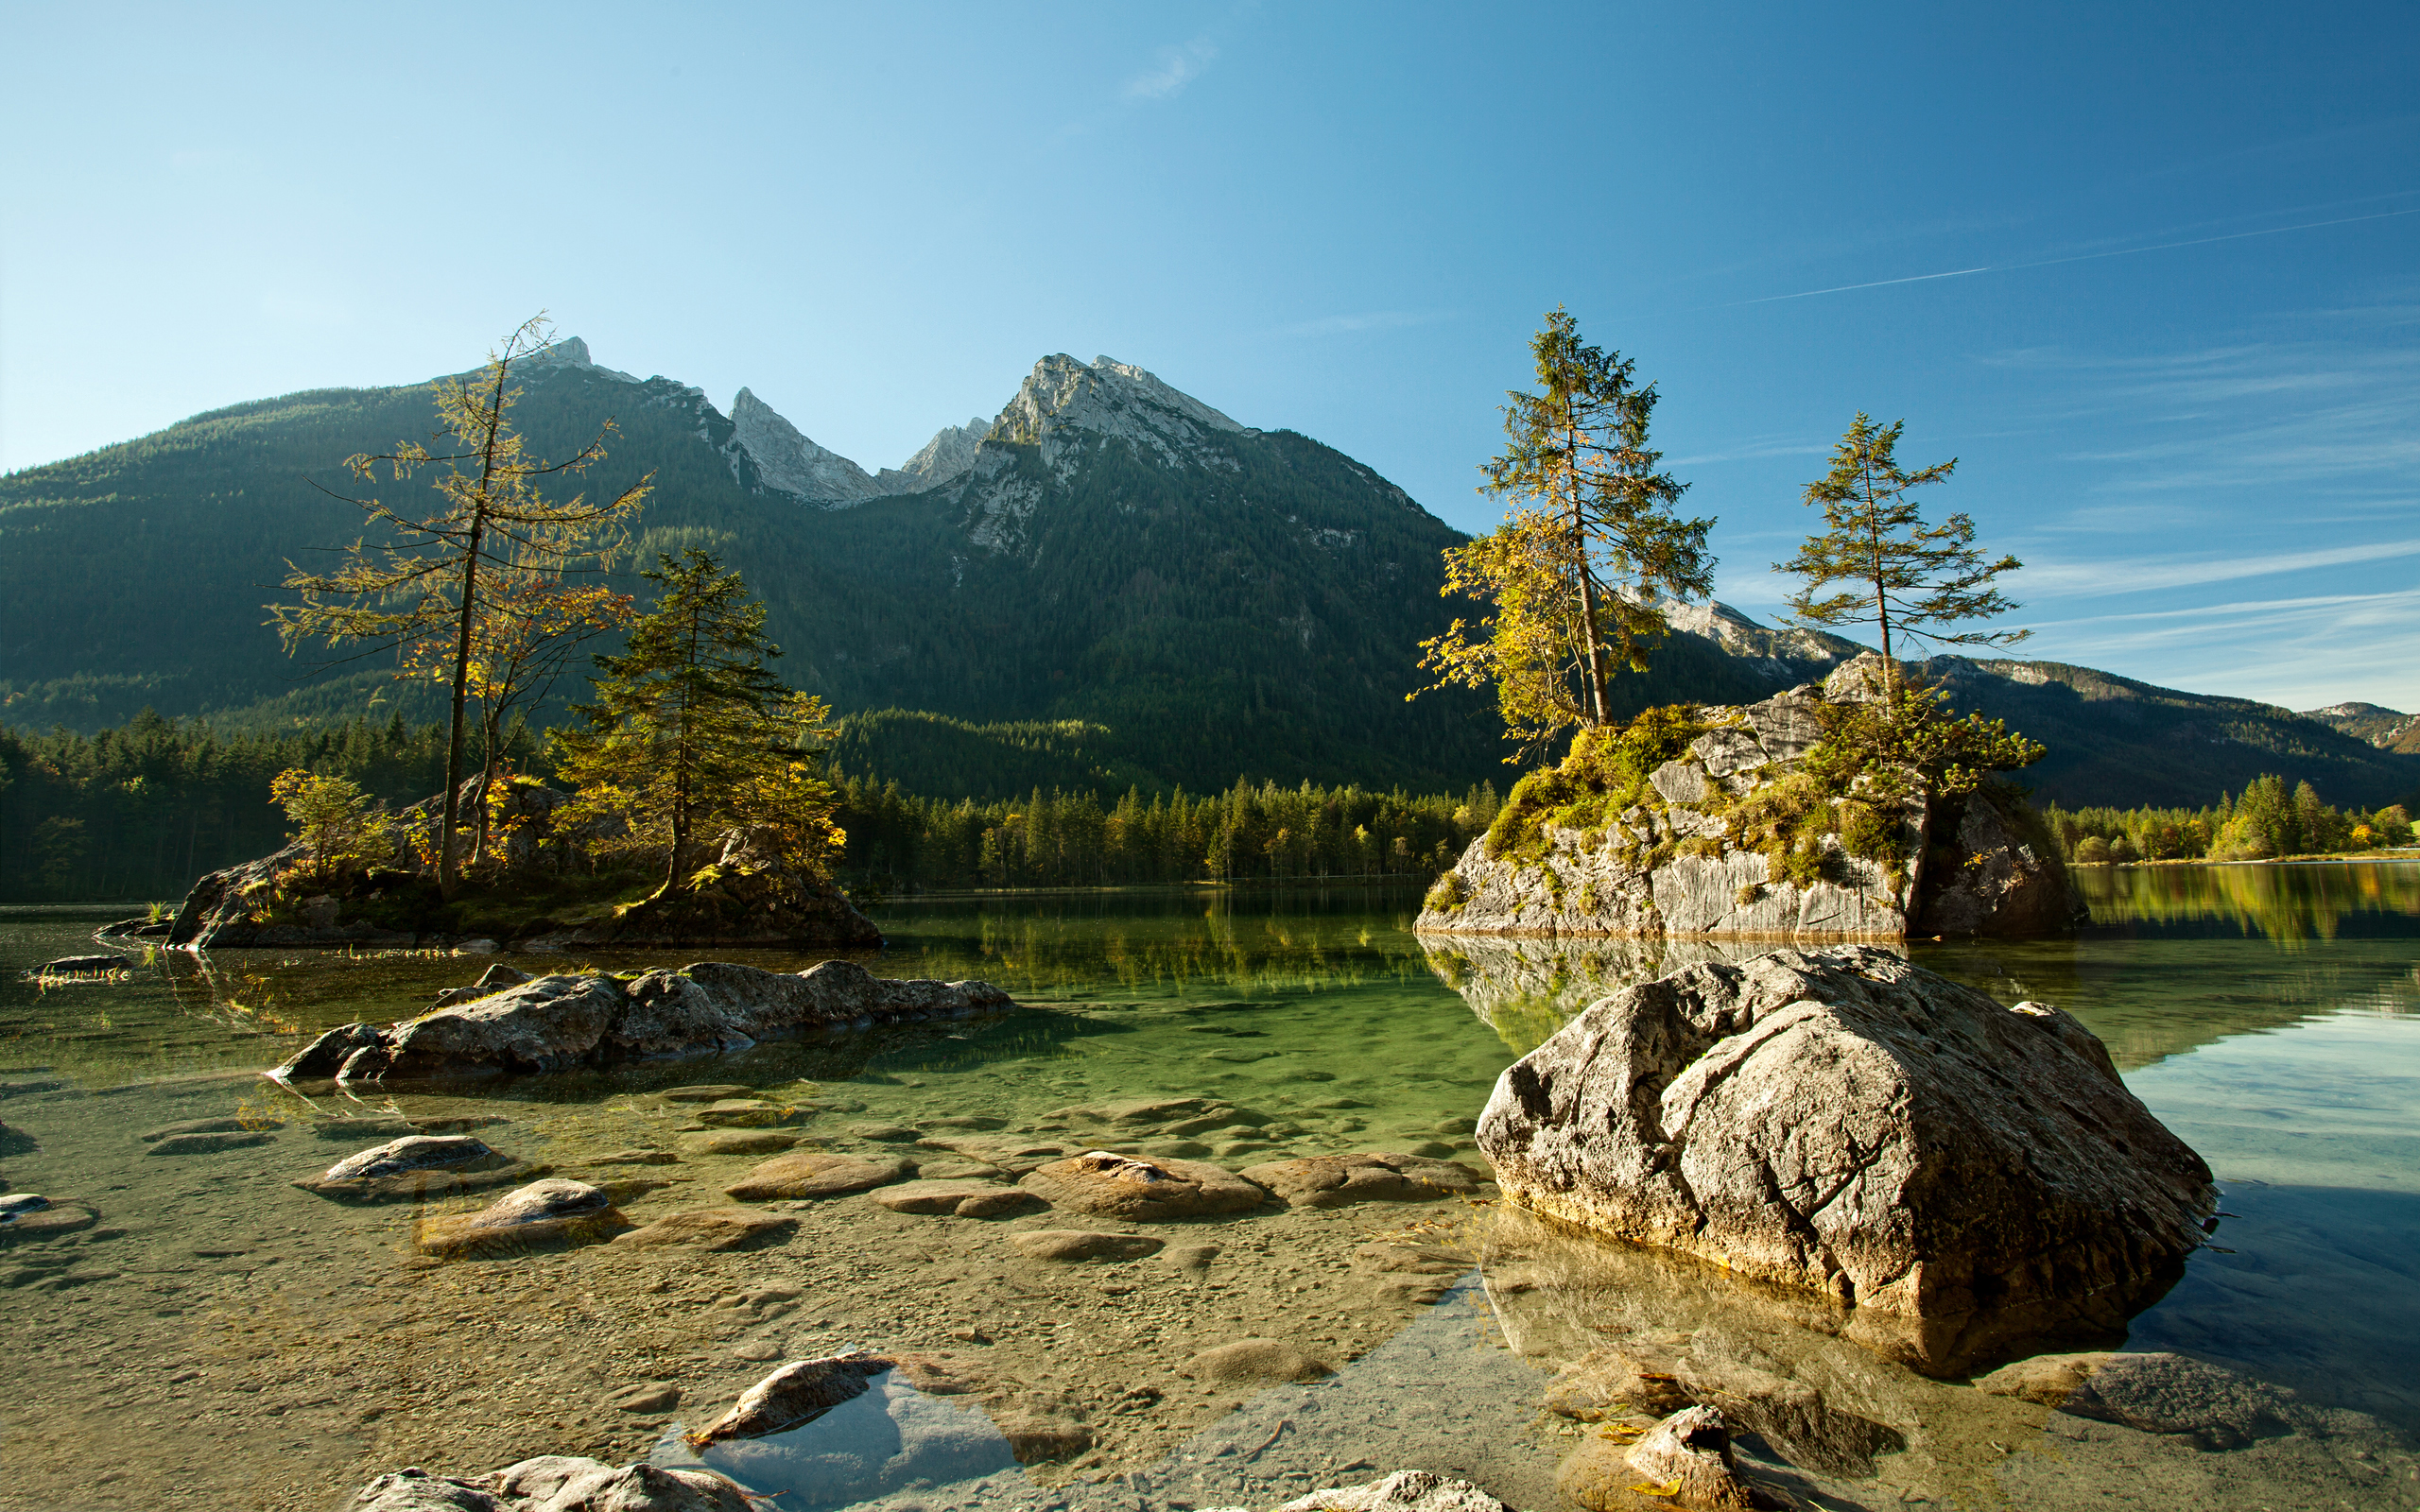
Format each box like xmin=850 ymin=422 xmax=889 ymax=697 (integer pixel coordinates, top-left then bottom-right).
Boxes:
xmin=1124 ymin=39 xmax=1219 ymax=101
xmin=2019 ymin=538 xmax=2420 ymax=598
xmin=1731 ymin=204 xmax=2420 ymax=307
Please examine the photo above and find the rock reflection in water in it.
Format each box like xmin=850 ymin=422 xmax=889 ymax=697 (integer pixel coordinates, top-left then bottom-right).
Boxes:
xmin=652 ymin=1368 xmax=1021 ymax=1508
xmin=1419 ymin=936 xmax=1781 ymax=1054
xmin=1477 ymin=1204 xmax=2036 ymax=1506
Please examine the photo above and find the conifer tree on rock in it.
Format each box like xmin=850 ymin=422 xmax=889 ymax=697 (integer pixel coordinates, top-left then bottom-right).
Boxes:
xmin=1416 ymin=308 xmax=1715 ymax=759
xmin=1775 ymin=414 xmax=2026 ymax=693
xmin=553 ymin=550 xmax=841 ymax=895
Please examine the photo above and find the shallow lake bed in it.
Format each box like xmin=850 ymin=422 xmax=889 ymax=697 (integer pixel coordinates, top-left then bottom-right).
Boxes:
xmin=2 ymin=869 xmax=2416 ymax=1511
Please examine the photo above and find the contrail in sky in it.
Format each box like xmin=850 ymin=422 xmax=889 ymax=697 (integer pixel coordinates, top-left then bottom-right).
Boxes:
xmin=1733 ymin=204 xmax=2420 ymax=306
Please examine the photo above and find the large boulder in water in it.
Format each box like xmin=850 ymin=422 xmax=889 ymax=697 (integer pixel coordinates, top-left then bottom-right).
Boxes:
xmin=282 ymin=959 xmax=1014 ymax=1082
xmin=1475 ymin=946 xmax=2214 ymax=1376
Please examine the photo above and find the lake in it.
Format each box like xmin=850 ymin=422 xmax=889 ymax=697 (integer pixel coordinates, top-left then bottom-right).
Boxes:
xmin=2 ymin=864 xmax=2415 ymax=1511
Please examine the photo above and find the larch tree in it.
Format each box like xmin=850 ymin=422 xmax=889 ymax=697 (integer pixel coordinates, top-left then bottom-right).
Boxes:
xmin=271 ymin=315 xmax=651 ymax=899
xmin=551 ymin=550 xmax=841 ymax=893
xmin=1415 ymin=308 xmax=1715 ymax=759
xmin=1774 ymin=413 xmax=2026 ymax=693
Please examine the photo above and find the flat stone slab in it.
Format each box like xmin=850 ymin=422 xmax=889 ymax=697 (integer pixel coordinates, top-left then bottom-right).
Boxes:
xmin=1018 ymin=1150 xmax=1268 ymax=1220
xmin=613 ymin=1208 xmax=799 ymax=1252
xmin=870 ymin=1178 xmax=1038 ymax=1217
xmin=661 ymin=1085 xmax=755 ymax=1103
xmin=724 ymin=1152 xmax=912 ymax=1201
xmin=1239 ymin=1151 xmax=1484 ymax=1208
xmin=1008 ymin=1229 xmax=1164 ymax=1263
xmin=582 ymin=1148 xmax=681 ymax=1166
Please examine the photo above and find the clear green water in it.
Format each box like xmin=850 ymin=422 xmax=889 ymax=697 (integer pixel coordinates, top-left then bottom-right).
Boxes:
xmin=1 ymin=868 xmax=2415 ymax=1511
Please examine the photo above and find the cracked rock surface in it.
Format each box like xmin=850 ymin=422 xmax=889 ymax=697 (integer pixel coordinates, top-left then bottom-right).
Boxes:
xmin=1478 ymin=946 xmax=2214 ymax=1375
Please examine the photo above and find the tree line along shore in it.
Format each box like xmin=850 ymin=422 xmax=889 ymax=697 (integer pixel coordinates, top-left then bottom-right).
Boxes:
xmin=0 ymin=707 xmax=2406 ymax=905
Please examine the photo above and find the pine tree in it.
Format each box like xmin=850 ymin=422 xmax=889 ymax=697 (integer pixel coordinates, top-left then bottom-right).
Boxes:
xmin=1416 ymin=309 xmax=1714 ymax=756
xmin=552 ymin=550 xmax=838 ymax=892
xmin=1774 ymin=414 xmax=2025 ymax=691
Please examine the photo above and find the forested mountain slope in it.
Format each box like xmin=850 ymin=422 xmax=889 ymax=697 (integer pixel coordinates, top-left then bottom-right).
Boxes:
xmin=4 ymin=341 xmax=2411 ymax=808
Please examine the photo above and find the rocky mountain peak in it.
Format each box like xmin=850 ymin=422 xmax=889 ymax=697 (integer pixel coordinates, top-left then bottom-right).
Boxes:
xmin=990 ymin=353 xmax=1248 ymax=460
xmin=873 ymin=417 xmax=989 ymax=495
xmin=729 ymin=387 xmax=884 ymax=506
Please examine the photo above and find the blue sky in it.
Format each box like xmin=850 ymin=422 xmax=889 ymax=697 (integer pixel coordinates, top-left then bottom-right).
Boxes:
xmin=4 ymin=2 xmax=2414 ymax=710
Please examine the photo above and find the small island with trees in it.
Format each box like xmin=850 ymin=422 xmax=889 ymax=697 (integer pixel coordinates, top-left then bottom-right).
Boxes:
xmin=1413 ymin=312 xmax=2077 ymax=940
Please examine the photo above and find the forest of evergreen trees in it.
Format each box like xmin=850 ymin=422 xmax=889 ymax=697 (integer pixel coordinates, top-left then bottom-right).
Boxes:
xmin=0 ymin=712 xmax=1500 ymax=902
xmin=6 ymin=706 xmax=2411 ymax=904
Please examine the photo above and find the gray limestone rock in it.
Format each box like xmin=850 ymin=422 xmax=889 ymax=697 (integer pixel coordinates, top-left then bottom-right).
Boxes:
xmin=1418 ymin=661 xmax=2075 ymax=943
xmin=685 ymin=1353 xmax=896 ymax=1448
xmin=1477 ymin=947 xmax=2214 ymax=1377
xmin=330 ymin=960 xmax=1011 ymax=1081
xmin=143 ymin=1129 xmax=274 ymax=1156
xmin=1272 ymin=1470 xmax=1522 ymax=1512
xmin=1913 ymin=786 xmax=2088 ymax=936
xmin=348 ymin=1468 xmax=498 ymax=1512
xmin=487 ymin=1455 xmax=749 ymax=1512
xmin=277 ymin=1022 xmax=386 ymax=1080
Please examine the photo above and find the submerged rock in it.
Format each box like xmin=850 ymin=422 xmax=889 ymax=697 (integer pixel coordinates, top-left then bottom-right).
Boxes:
xmin=1239 ymin=1151 xmax=1483 ymax=1208
xmin=685 ymin=1353 xmax=897 ymax=1449
xmin=1017 ymin=1150 xmax=1268 ymax=1220
xmin=1182 ymin=1338 xmax=1332 ymax=1384
xmin=723 ymin=1151 xmax=912 ymax=1200
xmin=298 ymin=1134 xmax=533 ymax=1201
xmin=289 ymin=959 xmax=1012 ymax=1081
xmin=1977 ymin=1349 xmax=2313 ymax=1451
xmin=613 ymin=1208 xmax=798 ymax=1251
xmin=145 ymin=1129 xmax=275 ymax=1156
xmin=871 ymin=1178 xmax=1037 ymax=1217
xmin=414 ymin=1178 xmax=631 ymax=1258
xmin=1009 ymin=1229 xmax=1163 ymax=1263
xmin=0 ymin=1201 xmax=95 ymax=1244
xmin=1477 ymin=947 xmax=2214 ymax=1376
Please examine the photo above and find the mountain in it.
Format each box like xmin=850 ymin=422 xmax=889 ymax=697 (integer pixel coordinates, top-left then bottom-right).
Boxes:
xmin=4 ymin=339 xmax=2414 ymax=810
xmin=2302 ymin=702 xmax=2420 ymax=756
xmin=0 ymin=345 xmax=1512 ymax=792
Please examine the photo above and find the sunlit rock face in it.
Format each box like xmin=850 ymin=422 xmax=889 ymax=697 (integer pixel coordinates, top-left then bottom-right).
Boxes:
xmin=1417 ymin=655 xmax=2083 ymax=942
xmin=1476 ymin=947 xmax=2215 ymax=1378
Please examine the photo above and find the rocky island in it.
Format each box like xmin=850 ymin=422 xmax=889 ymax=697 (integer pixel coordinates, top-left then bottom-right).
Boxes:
xmin=1417 ymin=656 xmax=2082 ymax=941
